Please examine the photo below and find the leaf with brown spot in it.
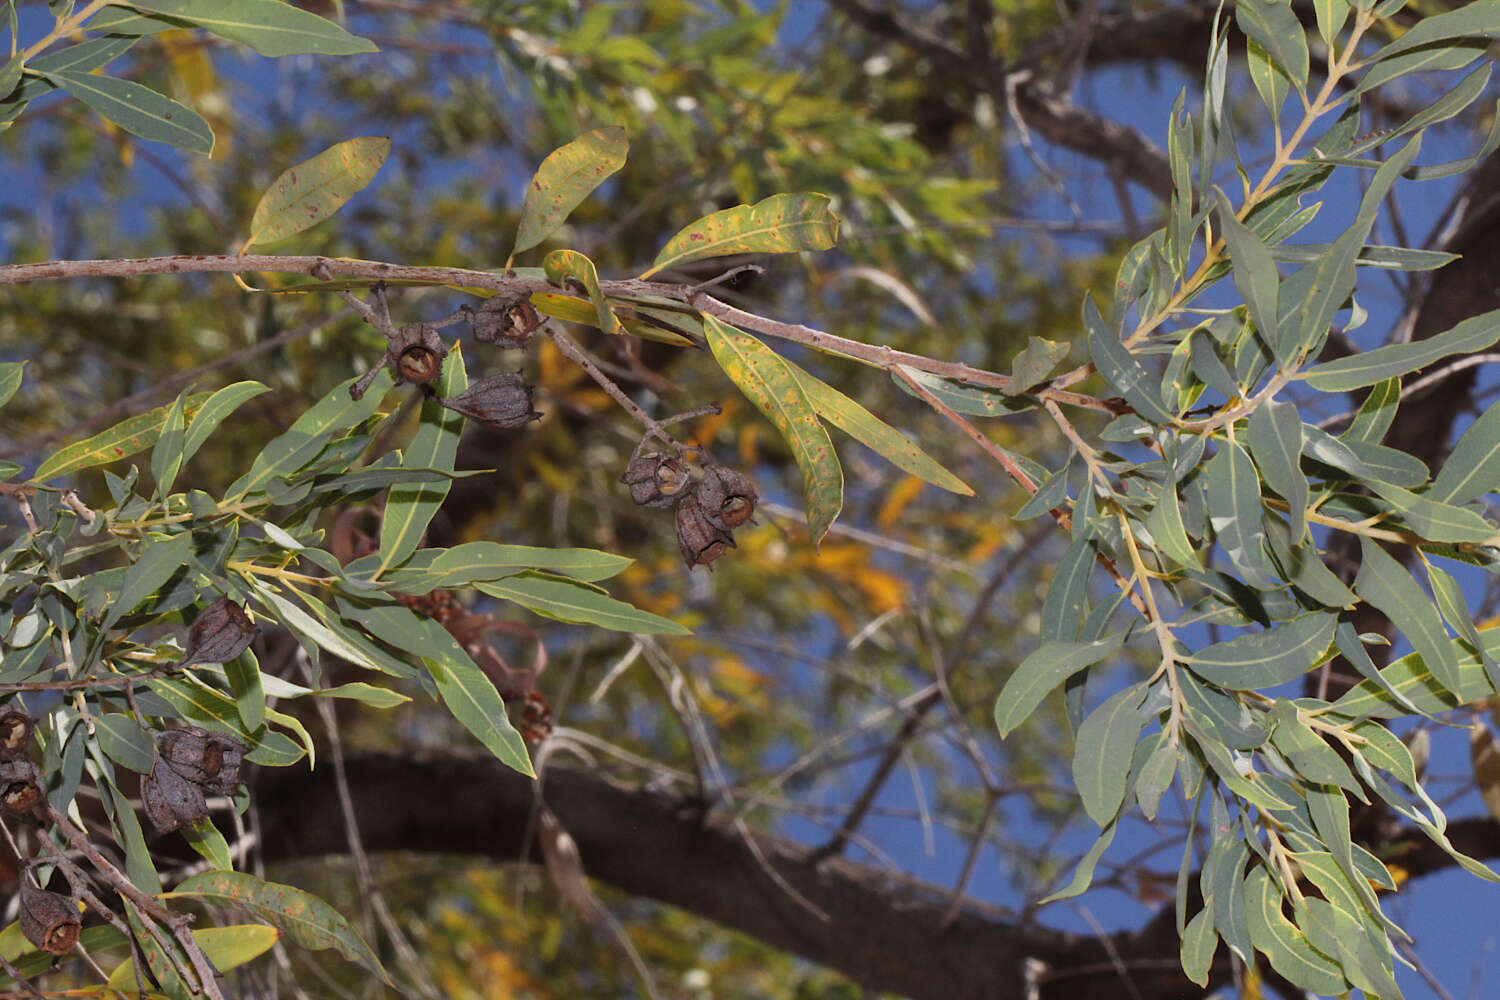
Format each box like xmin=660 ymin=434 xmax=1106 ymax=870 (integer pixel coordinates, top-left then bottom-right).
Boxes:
xmin=703 ymin=315 xmax=842 ymax=545
xmin=512 ymin=126 xmax=629 ymax=256
xmin=543 ymin=249 xmax=620 ymax=333
xmin=34 ymin=392 xmax=214 ymax=481
xmin=641 ymin=193 xmax=840 ymax=279
xmin=246 ymin=137 xmax=390 ymax=247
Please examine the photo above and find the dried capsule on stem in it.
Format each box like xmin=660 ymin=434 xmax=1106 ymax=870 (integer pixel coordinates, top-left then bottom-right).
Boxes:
xmin=391 ymin=323 xmax=447 ymax=386
xmin=158 ymin=727 xmax=246 ymax=794
xmin=621 ymin=453 xmax=689 ymax=508
xmin=696 ymin=465 xmax=759 ymax=531
xmin=0 ymin=758 xmax=43 ymax=813
xmin=675 ymin=491 xmax=735 ymax=569
xmin=176 ymin=597 xmax=258 ymax=669
xmin=439 ymin=372 xmax=541 ymax=428
xmin=0 ymin=709 xmax=34 ymax=759
xmin=19 ymin=881 xmax=80 ymax=955
xmin=473 ymin=293 xmax=541 ymax=348
xmin=142 ymin=759 xmax=208 ymax=833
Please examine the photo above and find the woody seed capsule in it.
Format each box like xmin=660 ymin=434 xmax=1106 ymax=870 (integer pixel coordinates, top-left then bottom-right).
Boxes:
xmin=0 ymin=759 xmax=43 ymax=813
xmin=390 ymin=323 xmax=447 ymax=386
xmin=19 ymin=882 xmax=80 ymax=956
xmin=142 ymin=759 xmax=208 ymax=833
xmin=621 ymin=454 xmax=689 ymax=508
xmin=675 ymin=491 xmax=735 ymax=569
xmin=439 ymin=372 xmax=541 ymax=428
xmin=176 ymin=596 xmax=259 ymax=669
xmin=696 ymin=465 xmax=758 ymax=531
xmin=473 ymin=293 xmax=541 ymax=348
xmin=0 ymin=709 xmax=34 ymax=759
xmin=158 ymin=727 xmax=246 ymax=794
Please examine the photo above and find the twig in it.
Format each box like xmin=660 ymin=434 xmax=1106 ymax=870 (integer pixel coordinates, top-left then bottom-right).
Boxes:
xmin=545 ymin=324 xmax=687 ymax=457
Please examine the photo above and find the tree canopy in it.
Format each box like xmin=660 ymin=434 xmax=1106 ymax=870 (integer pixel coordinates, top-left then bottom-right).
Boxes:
xmin=4 ymin=2 xmax=1500 ymax=999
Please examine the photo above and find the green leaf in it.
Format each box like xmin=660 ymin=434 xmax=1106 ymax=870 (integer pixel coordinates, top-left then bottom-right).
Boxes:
xmin=1217 ymin=192 xmax=1282 ymax=364
xmin=1366 ymin=1 xmax=1500 ymax=65
xmin=1333 ymin=628 xmax=1500 ymax=718
xmin=407 ymin=617 xmax=533 ymax=775
xmin=1008 ymin=337 xmax=1069 ymax=393
xmin=170 ymin=872 xmax=387 ymax=980
xmin=181 ymin=816 xmax=234 ymax=870
xmin=1147 ymin=464 xmax=1200 ymax=570
xmin=378 ymin=340 xmax=464 ymax=572
xmin=0 ymin=362 xmax=20 ymax=407
xmin=247 ymin=136 xmax=389 ymax=246
xmin=1365 ymin=480 xmax=1499 ymax=544
xmin=1236 ymin=0 xmax=1309 ymax=88
xmin=0 ymin=54 xmax=21 ymax=101
xmin=543 ymin=249 xmax=620 ymax=333
xmin=1432 ymin=395 xmax=1500 ymax=504
xmin=1038 ymin=822 xmax=1116 ymax=903
xmin=1269 ymin=700 xmax=1361 ymax=794
xmin=475 ymin=573 xmax=689 ymax=635
xmin=426 ymin=541 xmax=632 ymax=585
xmin=99 ymin=531 xmax=194 ymax=636
xmin=1135 ymin=737 xmax=1177 ymax=820
xmin=33 ymin=391 xmax=212 ymax=481
xmin=1041 ymin=534 xmax=1096 ymax=641
xmin=230 ymin=369 xmax=393 ymax=498
xmin=1354 ymin=536 xmax=1463 ymax=694
xmin=1247 ymin=400 xmax=1306 ymax=539
xmin=225 ymin=648 xmax=266 ymax=732
xmin=890 ymin=366 xmax=1035 ymax=417
xmin=251 ymin=585 xmax=402 ymax=679
xmin=150 ymin=392 xmax=188 ymax=497
xmin=642 ymin=193 xmax=840 ymax=279
xmin=1204 ymin=440 xmax=1279 ymax=590
xmin=704 ymin=316 xmax=842 ymax=544
xmin=1188 ymin=613 xmax=1336 ymax=689
xmin=1181 ymin=909 xmax=1218 ymax=987
xmin=313 ymin=681 xmax=409 ymax=709
xmin=1248 ymin=37 xmax=1290 ymax=123
xmin=994 ymin=634 xmax=1124 ymax=738
xmin=1312 ymin=0 xmax=1349 ymax=46
xmin=121 ymin=0 xmax=376 ymax=55
xmin=94 ymin=713 xmax=155 ymax=773
xmin=1303 ymin=304 xmax=1500 ymax=391
xmin=1072 ymin=682 xmax=1146 ymax=825
xmin=39 ymin=69 xmax=212 ymax=153
xmin=512 ymin=126 xmax=628 ymax=256
xmin=783 ymin=358 xmax=971 ymax=495
xmin=180 ymin=380 xmax=270 ymax=469
xmin=1244 ymin=866 xmax=1348 ymax=995
xmin=1425 ymin=558 xmax=1499 ymax=685
xmin=1083 ymin=296 xmax=1173 ymax=424
xmin=28 ymin=35 xmax=136 ymax=74
xmin=107 ymin=923 xmax=276 ymax=988
xmin=1167 ymin=90 xmax=1194 ymax=273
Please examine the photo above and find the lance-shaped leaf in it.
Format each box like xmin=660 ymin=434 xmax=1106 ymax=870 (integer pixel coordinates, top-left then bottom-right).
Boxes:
xmin=476 ymin=573 xmax=688 ymax=635
xmin=1244 ymin=866 xmax=1348 ymax=996
xmin=379 ymin=341 xmax=465 ymax=571
xmin=512 ymin=126 xmax=628 ymax=256
xmin=1216 ymin=191 xmax=1281 ymax=363
xmin=1083 ymin=295 xmax=1173 ymax=424
xmin=1355 ymin=536 xmax=1463 ymax=695
xmin=543 ymin=249 xmax=620 ymax=333
xmin=1204 ymin=440 xmax=1280 ymax=590
xmin=1247 ymin=400 xmax=1306 ymax=539
xmin=170 ymin=872 xmax=387 ymax=981
xmin=107 ymin=924 xmax=276 ymax=987
xmin=409 ymin=617 xmax=533 ymax=776
xmin=1181 ymin=909 xmax=1218 ymax=987
xmin=33 ymin=391 xmax=212 ymax=481
xmin=995 ymin=634 xmax=1124 ymax=738
xmin=1365 ymin=480 xmax=1499 ymax=544
xmin=1303 ymin=304 xmax=1500 ymax=391
xmin=247 ymin=137 xmax=390 ymax=246
xmin=891 ymin=367 xmax=1035 ymax=416
xmin=704 ymin=315 xmax=842 ymax=544
xmin=1072 ymin=682 xmax=1147 ymax=826
xmin=180 ymin=381 xmax=270 ymax=469
xmin=38 ymin=70 xmax=213 ymax=153
xmin=0 ymin=363 xmax=19 ymax=409
xmin=782 ymin=357 xmax=970 ymax=495
xmin=119 ymin=0 xmax=376 ymax=55
xmin=427 ymin=541 xmax=631 ymax=585
xmin=641 ymin=193 xmax=840 ymax=279
xmin=1008 ymin=337 xmax=1069 ymax=393
xmin=1187 ymin=612 xmax=1336 ymax=689
xmin=1039 ymin=822 xmax=1117 ymax=904
xmin=1366 ymin=2 xmax=1500 ymax=65
xmin=1236 ymin=0 xmax=1309 ymax=88
xmin=1432 ymin=395 xmax=1500 ymax=505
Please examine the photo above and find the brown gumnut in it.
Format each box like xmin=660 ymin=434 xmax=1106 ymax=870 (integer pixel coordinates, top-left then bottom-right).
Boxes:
xmin=696 ymin=465 xmax=758 ymax=531
xmin=438 ymin=372 xmax=541 ymax=428
xmin=391 ymin=323 xmax=447 ymax=385
xmin=620 ymin=454 xmax=689 ymax=508
xmin=675 ymin=491 xmax=735 ymax=569
xmin=158 ymin=727 xmax=246 ymax=795
xmin=473 ymin=293 xmax=541 ymax=348
xmin=0 ymin=759 xmax=43 ymax=814
xmin=176 ymin=597 xmax=259 ymax=669
xmin=0 ymin=709 xmax=34 ymax=759
xmin=19 ymin=881 xmax=80 ymax=955
xmin=142 ymin=758 xmax=208 ymax=833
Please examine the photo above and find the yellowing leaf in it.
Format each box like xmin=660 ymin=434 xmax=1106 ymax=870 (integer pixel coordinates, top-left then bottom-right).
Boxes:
xmin=543 ymin=249 xmax=620 ymax=333
xmin=247 ymin=136 xmax=390 ymax=246
xmin=641 ymin=193 xmax=840 ymax=279
xmin=33 ymin=392 xmax=213 ymax=481
xmin=512 ymin=126 xmax=628 ymax=256
xmin=108 ymin=924 xmax=277 ymax=987
xmin=703 ymin=315 xmax=843 ymax=545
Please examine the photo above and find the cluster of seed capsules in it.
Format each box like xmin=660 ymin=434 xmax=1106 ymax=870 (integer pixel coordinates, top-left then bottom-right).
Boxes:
xmin=622 ymin=455 xmax=759 ymax=568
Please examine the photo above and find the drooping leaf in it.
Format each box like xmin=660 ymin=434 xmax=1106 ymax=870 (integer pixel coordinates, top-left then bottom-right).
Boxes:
xmin=890 ymin=366 xmax=1035 ymax=417
xmin=1038 ymin=822 xmax=1117 ymax=903
xmin=995 ymin=634 xmax=1125 ymax=738
xmin=170 ymin=872 xmax=387 ymax=980
xmin=426 ymin=541 xmax=632 ymax=585
xmin=1243 ymin=866 xmax=1348 ymax=996
xmin=1303 ymin=304 xmax=1500 ymax=391
xmin=1188 ymin=613 xmax=1337 ymax=689
xmin=149 ymin=392 xmax=188 ymax=496
xmin=409 ymin=617 xmax=533 ymax=775
xmin=783 ymin=357 xmax=971 ymax=495
xmin=512 ymin=126 xmax=629 ymax=256
xmin=704 ymin=315 xmax=842 ymax=544
xmin=1083 ymin=296 xmax=1173 ymax=424
xmin=94 ymin=714 xmax=155 ymax=774
xmin=1204 ymin=440 xmax=1280 ymax=589
xmin=476 ymin=573 xmax=689 ymax=635
xmin=378 ymin=340 xmax=465 ymax=571
xmin=1432 ymin=395 xmax=1500 ymax=505
xmin=247 ymin=137 xmax=390 ymax=246
xmin=38 ymin=70 xmax=213 ymax=153
xmin=1217 ymin=191 xmax=1281 ymax=363
xmin=1247 ymin=400 xmax=1306 ymax=539
xmin=107 ymin=924 xmax=276 ymax=987
xmin=1072 ymin=683 xmax=1146 ymax=826
xmin=0 ymin=362 xmax=20 ymax=407
xmin=121 ymin=0 xmax=376 ymax=55
xmin=1365 ymin=2 xmax=1500 ymax=66
xmin=1181 ymin=909 xmax=1218 ymax=987
xmin=33 ymin=392 xmax=212 ymax=481
xmin=1354 ymin=537 xmax=1463 ymax=695
xmin=543 ymin=249 xmax=620 ymax=333
xmin=642 ymin=193 xmax=840 ymax=279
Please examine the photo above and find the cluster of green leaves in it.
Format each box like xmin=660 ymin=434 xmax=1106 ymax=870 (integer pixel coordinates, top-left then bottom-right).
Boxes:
xmin=974 ymin=2 xmax=1500 ymax=995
